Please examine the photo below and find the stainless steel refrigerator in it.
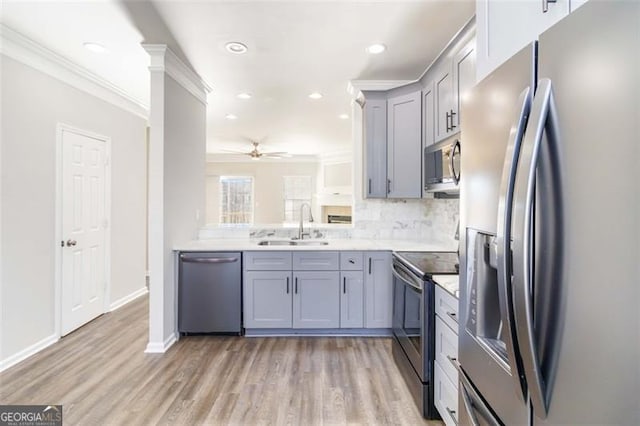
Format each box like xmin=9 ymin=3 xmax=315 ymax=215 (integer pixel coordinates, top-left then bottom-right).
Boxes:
xmin=458 ymin=2 xmax=640 ymax=425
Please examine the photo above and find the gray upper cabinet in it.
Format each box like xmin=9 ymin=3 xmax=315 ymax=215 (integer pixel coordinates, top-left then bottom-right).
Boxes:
xmin=423 ymin=81 xmax=435 ymax=148
xmin=476 ymin=0 xmax=574 ymax=81
xmin=386 ymin=90 xmax=422 ymax=198
xmin=364 ymin=252 xmax=393 ymax=328
xmin=453 ymin=41 xmax=476 ymax=130
xmin=364 ymin=99 xmax=388 ymax=198
xmin=293 ymin=271 xmax=340 ymax=328
xmin=434 ymin=63 xmax=456 ymax=142
xmin=244 ymin=271 xmax=292 ymax=328
xmin=340 ymin=271 xmax=364 ymax=328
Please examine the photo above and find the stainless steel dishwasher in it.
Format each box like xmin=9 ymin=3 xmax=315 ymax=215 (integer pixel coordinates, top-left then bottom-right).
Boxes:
xmin=178 ymin=252 xmax=242 ymax=334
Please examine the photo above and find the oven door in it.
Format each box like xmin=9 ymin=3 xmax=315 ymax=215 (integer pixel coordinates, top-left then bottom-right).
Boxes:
xmin=392 ymin=259 xmax=425 ymax=380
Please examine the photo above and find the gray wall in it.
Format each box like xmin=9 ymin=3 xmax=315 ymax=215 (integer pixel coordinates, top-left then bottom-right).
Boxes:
xmin=0 ymin=55 xmax=147 ymax=362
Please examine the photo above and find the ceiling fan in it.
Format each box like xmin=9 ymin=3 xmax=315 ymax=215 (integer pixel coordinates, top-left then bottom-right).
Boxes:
xmin=222 ymin=141 xmax=291 ymax=160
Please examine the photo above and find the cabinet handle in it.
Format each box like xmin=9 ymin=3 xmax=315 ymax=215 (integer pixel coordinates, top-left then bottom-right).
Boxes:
xmin=343 ymin=277 xmax=347 ymax=294
xmin=542 ymin=0 xmax=556 ymax=13
xmin=446 ymin=407 xmax=458 ymax=425
xmin=387 ymin=179 xmax=391 ymax=194
xmin=295 ymin=277 xmax=298 ymax=294
xmin=368 ymin=257 xmax=372 ymax=274
xmin=450 ymin=109 xmax=457 ymax=129
xmin=447 ymin=355 xmax=458 ymax=368
xmin=446 ymin=311 xmax=458 ymax=324
xmin=286 ymin=277 xmax=290 ymax=294
xmin=446 ymin=111 xmax=451 ymax=132
xmin=368 ymin=178 xmax=372 ymax=194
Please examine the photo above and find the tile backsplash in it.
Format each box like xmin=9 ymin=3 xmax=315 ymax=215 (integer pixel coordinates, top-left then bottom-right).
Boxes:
xmin=199 ymin=197 xmax=459 ymax=249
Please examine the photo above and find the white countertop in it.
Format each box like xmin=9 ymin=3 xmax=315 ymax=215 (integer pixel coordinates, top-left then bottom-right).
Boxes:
xmin=432 ymin=275 xmax=460 ymax=299
xmin=174 ymin=238 xmax=455 ymax=253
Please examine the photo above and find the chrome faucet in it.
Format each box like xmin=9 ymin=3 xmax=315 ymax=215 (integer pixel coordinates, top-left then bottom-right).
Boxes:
xmin=297 ymin=203 xmax=314 ymax=240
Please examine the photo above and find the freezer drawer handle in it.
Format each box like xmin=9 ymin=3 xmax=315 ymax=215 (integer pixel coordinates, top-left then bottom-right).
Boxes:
xmin=180 ymin=255 xmax=239 ymax=264
xmin=455 ymin=361 xmax=502 ymax=426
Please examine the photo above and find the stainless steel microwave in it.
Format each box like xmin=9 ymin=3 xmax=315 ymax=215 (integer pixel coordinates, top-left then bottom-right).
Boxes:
xmin=424 ymin=139 xmax=460 ymax=194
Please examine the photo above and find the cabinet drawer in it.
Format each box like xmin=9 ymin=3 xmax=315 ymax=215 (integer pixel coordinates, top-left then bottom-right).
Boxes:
xmin=434 ymin=361 xmax=459 ymax=426
xmin=244 ymin=251 xmax=292 ymax=271
xmin=435 ymin=285 xmax=459 ymax=332
xmin=340 ymin=252 xmax=364 ymax=270
xmin=435 ymin=316 xmax=459 ymax=385
xmin=292 ymin=251 xmax=339 ymax=270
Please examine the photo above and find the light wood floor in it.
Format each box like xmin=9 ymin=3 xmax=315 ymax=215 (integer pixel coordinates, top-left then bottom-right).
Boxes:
xmin=0 ymin=296 xmax=440 ymax=425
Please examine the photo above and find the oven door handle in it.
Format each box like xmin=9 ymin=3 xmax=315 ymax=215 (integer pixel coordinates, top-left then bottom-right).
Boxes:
xmin=392 ymin=262 xmax=423 ymax=293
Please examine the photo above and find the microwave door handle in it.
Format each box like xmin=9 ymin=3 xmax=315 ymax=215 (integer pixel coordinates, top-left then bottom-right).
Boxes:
xmin=450 ymin=139 xmax=461 ymax=185
xmin=511 ymin=78 xmax=562 ymax=418
xmin=495 ymin=86 xmax=532 ymax=401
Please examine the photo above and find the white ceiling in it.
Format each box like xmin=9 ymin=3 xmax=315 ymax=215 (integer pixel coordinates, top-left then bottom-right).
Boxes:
xmin=1 ymin=0 xmax=474 ymax=157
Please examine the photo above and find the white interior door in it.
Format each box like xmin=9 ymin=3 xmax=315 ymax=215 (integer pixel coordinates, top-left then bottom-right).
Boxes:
xmin=61 ymin=129 xmax=108 ymax=336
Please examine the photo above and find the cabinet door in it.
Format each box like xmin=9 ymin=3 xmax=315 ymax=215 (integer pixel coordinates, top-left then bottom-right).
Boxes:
xmin=293 ymin=271 xmax=340 ymax=328
xmin=422 ymin=82 xmax=435 ymax=198
xmin=340 ymin=271 xmax=364 ymax=328
xmin=364 ymin=99 xmax=388 ymax=198
xmin=435 ymin=63 xmax=455 ymax=142
xmin=453 ymin=41 xmax=476 ymax=130
xmin=386 ymin=90 xmax=422 ymax=199
xmin=476 ymin=0 xmax=570 ymax=81
xmin=364 ymin=252 xmax=392 ymax=328
xmin=244 ymin=271 xmax=292 ymax=328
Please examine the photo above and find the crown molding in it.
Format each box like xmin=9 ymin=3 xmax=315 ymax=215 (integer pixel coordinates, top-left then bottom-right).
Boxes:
xmin=347 ymin=80 xmax=414 ymax=98
xmin=142 ymin=44 xmax=212 ymax=105
xmin=0 ymin=24 xmax=149 ymax=119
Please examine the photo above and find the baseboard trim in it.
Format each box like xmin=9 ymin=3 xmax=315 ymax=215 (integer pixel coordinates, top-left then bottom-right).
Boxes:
xmin=109 ymin=287 xmax=148 ymax=312
xmin=144 ymin=333 xmax=177 ymax=354
xmin=0 ymin=333 xmax=59 ymax=373
xmin=244 ymin=328 xmax=393 ymax=337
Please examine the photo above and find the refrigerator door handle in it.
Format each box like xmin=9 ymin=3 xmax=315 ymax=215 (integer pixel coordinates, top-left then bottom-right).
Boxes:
xmin=495 ymin=86 xmax=532 ymax=401
xmin=511 ymin=78 xmax=560 ymax=418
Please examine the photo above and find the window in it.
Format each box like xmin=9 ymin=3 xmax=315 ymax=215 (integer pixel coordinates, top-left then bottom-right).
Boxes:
xmin=219 ymin=176 xmax=253 ymax=226
xmin=283 ymin=176 xmax=313 ymax=222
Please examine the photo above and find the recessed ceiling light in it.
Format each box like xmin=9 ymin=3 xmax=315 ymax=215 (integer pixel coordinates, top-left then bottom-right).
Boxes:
xmin=83 ymin=42 xmax=107 ymax=53
xmin=366 ymin=43 xmax=386 ymax=54
xmin=225 ymin=114 xmax=238 ymax=120
xmin=339 ymin=114 xmax=349 ymax=120
xmin=237 ymin=93 xmax=252 ymax=100
xmin=309 ymin=92 xmax=323 ymax=100
xmin=225 ymin=42 xmax=248 ymax=54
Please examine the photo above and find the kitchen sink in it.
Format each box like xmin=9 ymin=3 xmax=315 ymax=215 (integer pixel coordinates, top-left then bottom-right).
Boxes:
xmin=257 ymin=240 xmax=329 ymax=246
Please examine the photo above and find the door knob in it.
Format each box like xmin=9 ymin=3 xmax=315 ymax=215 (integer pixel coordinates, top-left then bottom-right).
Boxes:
xmin=65 ymin=239 xmax=77 ymax=247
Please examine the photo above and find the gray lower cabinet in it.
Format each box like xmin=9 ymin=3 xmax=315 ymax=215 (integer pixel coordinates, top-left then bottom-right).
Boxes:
xmin=244 ymin=270 xmax=292 ymax=328
xmin=364 ymin=252 xmax=393 ymax=328
xmin=340 ymin=271 xmax=364 ymax=328
xmin=244 ymin=250 xmax=389 ymax=330
xmin=293 ymin=271 xmax=340 ymax=328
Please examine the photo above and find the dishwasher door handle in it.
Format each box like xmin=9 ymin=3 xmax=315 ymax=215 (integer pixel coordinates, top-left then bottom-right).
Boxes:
xmin=180 ymin=255 xmax=239 ymax=264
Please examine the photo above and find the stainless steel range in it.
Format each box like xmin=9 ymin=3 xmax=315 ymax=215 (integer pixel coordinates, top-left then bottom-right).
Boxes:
xmin=391 ymin=251 xmax=458 ymax=419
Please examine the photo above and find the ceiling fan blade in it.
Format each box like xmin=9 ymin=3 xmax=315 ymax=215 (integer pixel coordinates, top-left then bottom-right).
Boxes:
xmin=220 ymin=148 xmax=248 ymax=153
xmin=262 ymin=151 xmax=289 ymax=155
